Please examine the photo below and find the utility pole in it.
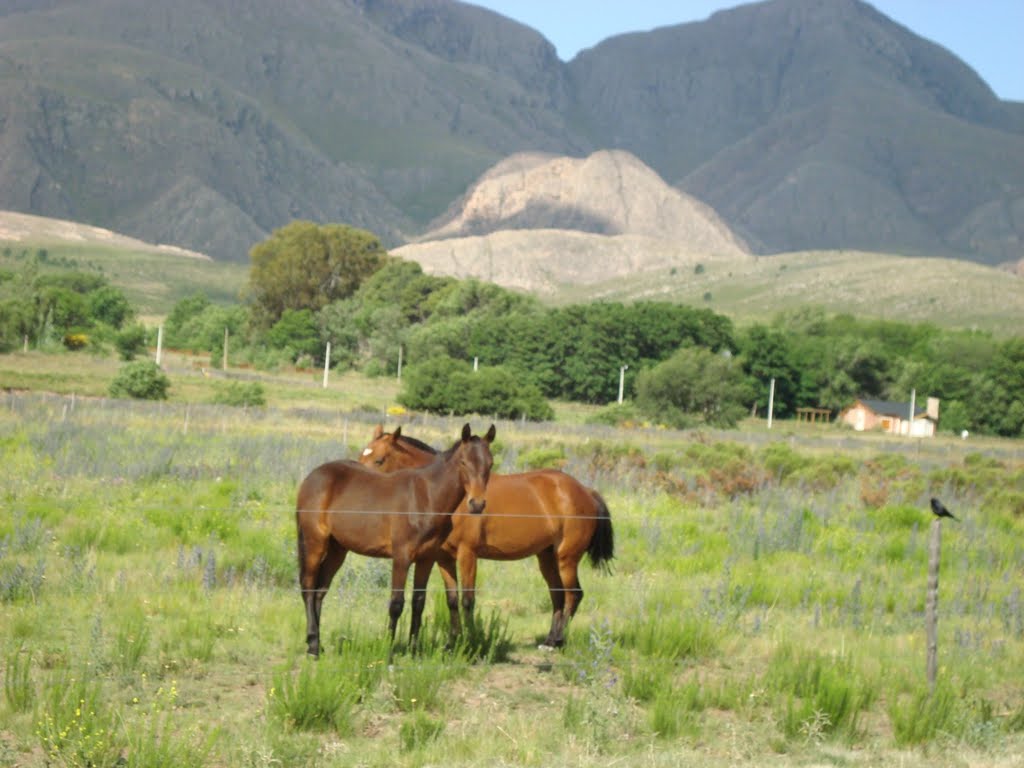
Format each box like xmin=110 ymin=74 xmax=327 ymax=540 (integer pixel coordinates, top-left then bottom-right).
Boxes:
xmin=618 ymin=365 xmax=629 ymax=404
xmin=323 ymin=342 xmax=331 ymax=388
xmin=767 ymin=378 xmax=776 ymax=429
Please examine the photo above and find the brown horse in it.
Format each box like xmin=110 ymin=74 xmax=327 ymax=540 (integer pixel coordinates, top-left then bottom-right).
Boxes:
xmin=296 ymin=422 xmax=495 ymax=657
xmin=359 ymin=425 xmax=614 ymax=648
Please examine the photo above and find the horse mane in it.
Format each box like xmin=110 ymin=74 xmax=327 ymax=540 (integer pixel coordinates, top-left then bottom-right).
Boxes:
xmin=396 ymin=433 xmax=439 ymax=455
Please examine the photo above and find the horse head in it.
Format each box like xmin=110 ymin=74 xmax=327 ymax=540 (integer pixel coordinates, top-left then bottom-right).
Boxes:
xmin=359 ymin=424 xmax=440 ymax=471
xmin=456 ymin=423 xmax=496 ymax=515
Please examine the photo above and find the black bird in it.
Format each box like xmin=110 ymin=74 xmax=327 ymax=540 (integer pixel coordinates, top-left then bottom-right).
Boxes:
xmin=930 ymin=497 xmax=959 ymax=522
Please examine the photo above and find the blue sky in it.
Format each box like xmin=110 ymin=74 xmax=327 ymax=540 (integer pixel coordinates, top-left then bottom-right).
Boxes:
xmin=472 ymin=1 xmax=1024 ymax=102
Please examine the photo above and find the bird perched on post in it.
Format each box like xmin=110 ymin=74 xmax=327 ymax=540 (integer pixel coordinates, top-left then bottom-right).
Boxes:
xmin=930 ymin=497 xmax=958 ymax=522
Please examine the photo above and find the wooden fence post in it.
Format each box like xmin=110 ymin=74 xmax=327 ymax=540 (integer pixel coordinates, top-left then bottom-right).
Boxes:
xmin=925 ymin=518 xmax=942 ymax=693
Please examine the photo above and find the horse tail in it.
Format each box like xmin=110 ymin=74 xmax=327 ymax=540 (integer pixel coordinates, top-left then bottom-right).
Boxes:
xmin=586 ymin=490 xmax=615 ymax=572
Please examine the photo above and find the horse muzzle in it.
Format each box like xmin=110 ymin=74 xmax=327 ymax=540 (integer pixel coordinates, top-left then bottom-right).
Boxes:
xmin=467 ymin=497 xmax=486 ymax=515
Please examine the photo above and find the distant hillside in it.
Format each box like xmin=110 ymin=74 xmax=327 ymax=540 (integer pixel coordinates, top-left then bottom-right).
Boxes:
xmin=0 ymin=211 xmax=209 ymax=261
xmin=0 ymin=211 xmax=246 ymax=316
xmin=549 ymin=250 xmax=1024 ymax=334
xmin=0 ymin=0 xmax=1022 ymax=266
xmin=3 ymin=210 xmax=1020 ymax=335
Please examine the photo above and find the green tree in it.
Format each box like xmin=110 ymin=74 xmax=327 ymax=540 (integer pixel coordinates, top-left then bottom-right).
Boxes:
xmin=363 ymin=305 xmax=406 ymax=376
xmin=247 ymin=221 xmax=388 ymax=329
xmin=36 ymin=287 xmax=90 ymax=337
xmin=977 ymin=338 xmax=1024 ymax=436
xmin=739 ymin=324 xmax=799 ymax=418
xmin=317 ymin=298 xmax=362 ymax=370
xmin=267 ymin=308 xmax=321 ymax=361
xmin=164 ymin=294 xmax=212 ymax=348
xmin=635 ymin=346 xmax=754 ymax=428
xmin=164 ymin=302 xmax=249 ymax=364
xmin=0 ymin=297 xmax=34 ymax=352
xmin=353 ymin=259 xmax=456 ymax=324
xmin=114 ymin=323 xmax=149 ymax=361
xmin=87 ymin=285 xmax=133 ymax=329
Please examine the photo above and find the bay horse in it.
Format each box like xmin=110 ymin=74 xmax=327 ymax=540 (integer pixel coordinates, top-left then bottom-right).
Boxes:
xmin=359 ymin=425 xmax=614 ymax=648
xmin=296 ymin=422 xmax=495 ymax=657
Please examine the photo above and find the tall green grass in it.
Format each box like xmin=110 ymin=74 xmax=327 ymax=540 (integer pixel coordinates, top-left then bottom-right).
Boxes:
xmin=1 ymin=391 xmax=1023 ymax=765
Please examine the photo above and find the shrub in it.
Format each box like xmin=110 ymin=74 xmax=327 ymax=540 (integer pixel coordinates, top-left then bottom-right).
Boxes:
xmin=211 ymin=381 xmax=266 ymax=407
xmin=399 ymin=356 xmax=553 ymax=421
xmin=518 ymin=445 xmax=566 ymax=470
xmin=791 ymin=454 xmax=858 ymax=490
xmin=62 ymin=332 xmax=88 ymax=350
xmin=761 ymin=442 xmax=808 ymax=481
xmin=109 ymin=361 xmax=170 ymax=400
xmin=586 ymin=402 xmax=644 ymax=427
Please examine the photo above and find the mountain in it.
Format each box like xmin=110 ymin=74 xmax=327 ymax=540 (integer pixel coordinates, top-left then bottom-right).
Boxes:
xmin=396 ymin=150 xmax=749 ymax=293
xmin=0 ymin=0 xmax=581 ymax=260
xmin=0 ymin=0 xmax=1022 ymax=266
xmin=568 ymin=0 xmax=1024 ymax=264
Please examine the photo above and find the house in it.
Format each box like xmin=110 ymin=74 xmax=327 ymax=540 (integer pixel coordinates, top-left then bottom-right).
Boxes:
xmin=838 ymin=397 xmax=939 ymax=437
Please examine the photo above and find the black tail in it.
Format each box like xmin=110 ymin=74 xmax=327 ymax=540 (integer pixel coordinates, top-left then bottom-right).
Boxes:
xmin=586 ymin=490 xmax=615 ymax=572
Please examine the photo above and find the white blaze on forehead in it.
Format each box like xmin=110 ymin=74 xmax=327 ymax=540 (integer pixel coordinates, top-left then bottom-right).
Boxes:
xmin=362 ymin=448 xmax=373 ymax=456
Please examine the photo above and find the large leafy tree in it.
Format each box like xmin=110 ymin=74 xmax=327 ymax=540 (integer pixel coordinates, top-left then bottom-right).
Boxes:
xmin=975 ymin=337 xmax=1024 ymax=436
xmin=739 ymin=324 xmax=799 ymax=418
xmin=635 ymin=346 xmax=754 ymax=428
xmin=266 ymin=309 xmax=321 ymax=361
xmin=247 ymin=221 xmax=388 ymax=329
xmin=87 ymin=285 xmax=134 ymax=329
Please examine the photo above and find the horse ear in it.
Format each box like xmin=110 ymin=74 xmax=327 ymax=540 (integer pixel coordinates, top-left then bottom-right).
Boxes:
xmin=485 ymin=424 xmax=496 ymax=443
xmin=372 ymin=424 xmax=384 ymax=439
xmin=391 ymin=426 xmax=402 ymax=442
xmin=461 ymin=423 xmax=472 ymax=442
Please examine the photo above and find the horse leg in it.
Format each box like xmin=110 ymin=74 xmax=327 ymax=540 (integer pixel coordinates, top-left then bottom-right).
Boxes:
xmin=408 ymin=557 xmax=435 ymax=651
xmin=555 ymin=553 xmax=585 ymax=644
xmin=536 ymin=546 xmax=567 ymax=648
xmin=388 ymin=557 xmax=411 ymax=652
xmin=300 ymin=534 xmax=346 ymax=657
xmin=435 ymin=550 xmax=462 ymax=643
xmin=457 ymin=546 xmax=479 ymax=632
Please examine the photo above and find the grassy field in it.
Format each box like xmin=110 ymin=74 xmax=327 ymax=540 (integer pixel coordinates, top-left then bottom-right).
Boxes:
xmin=2 ymin=350 xmax=1024 ymax=767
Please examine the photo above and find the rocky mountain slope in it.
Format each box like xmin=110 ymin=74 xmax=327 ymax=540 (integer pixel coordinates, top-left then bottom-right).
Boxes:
xmin=396 ymin=150 xmax=750 ymax=292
